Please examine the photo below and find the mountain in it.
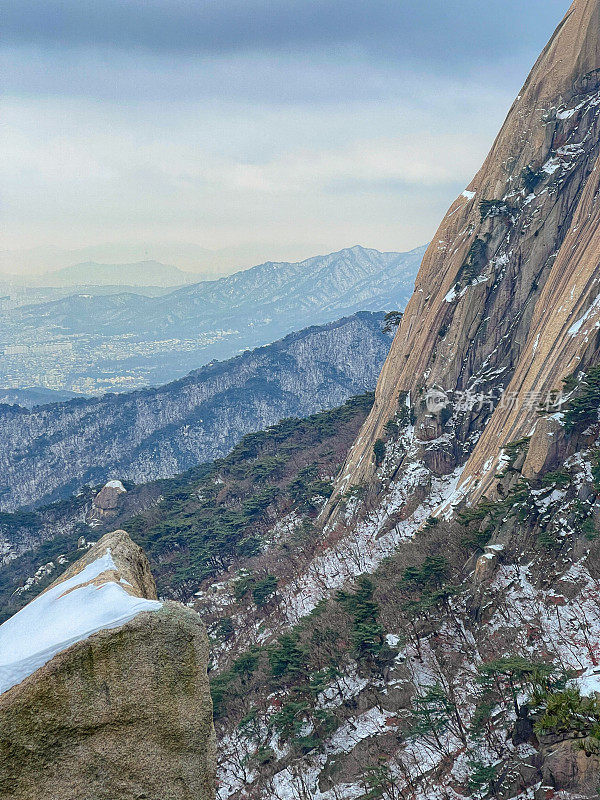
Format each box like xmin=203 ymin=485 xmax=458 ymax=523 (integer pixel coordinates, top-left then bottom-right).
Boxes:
xmin=10 ymin=245 xmax=423 ymax=337
xmin=0 ymin=392 xmax=374 ymax=620
xmin=0 ymin=530 xmax=215 ymax=799
xmin=0 ymin=244 xmax=423 ymax=391
xmin=0 ymin=240 xmax=302 ymax=278
xmin=0 ymin=388 xmax=79 ymax=409
xmin=7 ymin=5 xmax=600 ymax=798
xmin=89 ymin=3 xmax=600 ymax=798
xmin=158 ymin=244 xmax=425 ymax=333
xmin=42 ymin=259 xmax=195 ymax=287
xmin=325 ymin=0 xmax=600 ymax=507
xmin=0 ymin=311 xmax=393 ymax=511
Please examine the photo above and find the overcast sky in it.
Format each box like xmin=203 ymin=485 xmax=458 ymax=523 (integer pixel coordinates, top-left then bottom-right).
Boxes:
xmin=1 ymin=0 xmax=570 ymax=272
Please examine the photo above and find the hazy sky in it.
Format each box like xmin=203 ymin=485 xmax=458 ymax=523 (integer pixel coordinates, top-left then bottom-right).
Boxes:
xmin=2 ymin=0 xmax=570 ymax=272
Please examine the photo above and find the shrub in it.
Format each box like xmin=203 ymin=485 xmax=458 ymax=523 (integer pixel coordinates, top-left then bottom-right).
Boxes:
xmin=458 ymin=238 xmax=487 ymax=285
xmin=373 ymin=439 xmax=386 ymax=467
xmin=468 ymin=761 xmax=497 ymax=798
xmin=252 ymin=575 xmax=278 ymax=607
xmin=269 ymin=632 xmax=308 ymax=679
xmin=382 ymin=310 xmax=402 ymax=333
xmin=408 ymin=683 xmax=456 ymax=746
xmin=563 ymin=366 xmax=600 ymax=432
xmin=533 ymin=687 xmax=600 ymax=740
xmin=541 ymin=468 xmax=571 ymax=488
xmin=337 ymin=577 xmax=396 ymax=671
xmin=214 ymin=616 xmax=234 ymax=642
xmin=477 ymin=656 xmax=556 ymax=715
xmin=522 ymin=165 xmax=543 ymax=193
xmin=479 ymin=199 xmax=516 ymax=223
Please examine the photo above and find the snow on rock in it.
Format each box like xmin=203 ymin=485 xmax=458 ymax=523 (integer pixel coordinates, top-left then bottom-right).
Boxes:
xmin=285 ymin=465 xmax=464 ymax=622
xmin=105 ymin=480 xmax=126 ymax=492
xmin=327 ymin=706 xmax=391 ymax=755
xmin=568 ymin=291 xmax=600 ymax=336
xmin=573 ymin=666 xmax=600 ymax=697
xmin=0 ymin=548 xmax=161 ymax=695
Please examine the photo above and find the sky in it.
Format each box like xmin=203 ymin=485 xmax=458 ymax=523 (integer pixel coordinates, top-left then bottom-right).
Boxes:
xmin=1 ymin=0 xmax=571 ymax=274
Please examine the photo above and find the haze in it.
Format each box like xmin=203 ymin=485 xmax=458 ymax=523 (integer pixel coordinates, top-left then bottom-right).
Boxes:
xmin=1 ymin=0 xmax=570 ymax=276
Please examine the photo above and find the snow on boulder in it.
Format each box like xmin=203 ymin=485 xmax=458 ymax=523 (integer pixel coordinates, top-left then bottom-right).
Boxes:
xmin=105 ymin=479 xmax=126 ymax=492
xmin=0 ymin=529 xmax=216 ymax=800
xmin=0 ymin=530 xmax=161 ymax=695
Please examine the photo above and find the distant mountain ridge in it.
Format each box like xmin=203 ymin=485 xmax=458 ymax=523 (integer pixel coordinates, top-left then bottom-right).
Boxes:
xmin=8 ymin=245 xmax=423 ymax=339
xmin=0 ymin=244 xmax=424 ymax=390
xmin=0 ymin=388 xmax=79 ymax=409
xmin=42 ymin=260 xmax=195 ymax=287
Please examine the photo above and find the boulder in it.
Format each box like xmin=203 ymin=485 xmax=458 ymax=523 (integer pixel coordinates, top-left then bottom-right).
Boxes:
xmin=0 ymin=530 xmax=216 ymax=800
xmin=88 ymin=480 xmax=128 ymax=525
xmin=520 ymin=418 xmax=565 ymax=482
xmin=539 ymin=738 xmax=600 ymax=799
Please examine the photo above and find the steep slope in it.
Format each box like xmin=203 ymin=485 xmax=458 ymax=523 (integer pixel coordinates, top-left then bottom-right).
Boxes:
xmin=206 ymin=433 xmax=600 ymax=800
xmin=0 ymin=312 xmax=391 ymax=511
xmin=162 ymin=4 xmax=600 ymax=799
xmin=327 ymin=0 xmax=600 ymax=509
xmin=0 ymin=530 xmax=215 ymax=800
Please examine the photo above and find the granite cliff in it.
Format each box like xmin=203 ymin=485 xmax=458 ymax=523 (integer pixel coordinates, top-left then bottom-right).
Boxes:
xmin=327 ymin=0 xmax=600 ymax=509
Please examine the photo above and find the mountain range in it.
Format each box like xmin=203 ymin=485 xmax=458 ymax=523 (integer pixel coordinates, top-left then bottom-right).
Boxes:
xmin=39 ymin=260 xmax=197 ymax=288
xmin=0 ymin=244 xmax=423 ymax=391
xmin=8 ymin=244 xmax=423 ymax=338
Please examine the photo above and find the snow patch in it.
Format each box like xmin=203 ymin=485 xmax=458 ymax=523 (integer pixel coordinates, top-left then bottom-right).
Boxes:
xmin=104 ymin=480 xmax=126 ymax=492
xmin=568 ymin=292 xmax=600 ymax=336
xmin=0 ymin=549 xmax=161 ymax=695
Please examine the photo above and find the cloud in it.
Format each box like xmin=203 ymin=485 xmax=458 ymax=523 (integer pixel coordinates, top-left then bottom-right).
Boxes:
xmin=0 ymin=79 xmax=507 ymax=256
xmin=2 ymin=0 xmax=569 ymax=68
xmin=0 ymin=0 xmax=572 ymax=264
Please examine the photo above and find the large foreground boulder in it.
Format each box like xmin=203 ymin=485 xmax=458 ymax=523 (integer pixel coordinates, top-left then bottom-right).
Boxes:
xmin=0 ymin=530 xmax=215 ymax=800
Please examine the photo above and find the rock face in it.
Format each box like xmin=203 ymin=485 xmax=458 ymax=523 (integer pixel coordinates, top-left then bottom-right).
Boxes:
xmin=0 ymin=311 xmax=392 ymax=511
xmin=0 ymin=530 xmax=215 ymax=800
xmin=327 ymin=0 xmax=600 ymax=509
xmin=538 ymin=736 xmax=600 ymax=798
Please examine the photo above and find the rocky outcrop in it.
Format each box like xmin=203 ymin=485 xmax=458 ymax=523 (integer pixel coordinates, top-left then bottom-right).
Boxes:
xmin=537 ymin=735 xmax=600 ymax=799
xmin=0 ymin=530 xmax=215 ymax=800
xmin=0 ymin=312 xmax=392 ymax=511
xmin=88 ymin=479 xmax=128 ymax=525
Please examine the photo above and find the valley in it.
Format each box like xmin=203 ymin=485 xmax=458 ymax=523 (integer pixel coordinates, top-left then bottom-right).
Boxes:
xmin=0 ymin=311 xmax=393 ymax=511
